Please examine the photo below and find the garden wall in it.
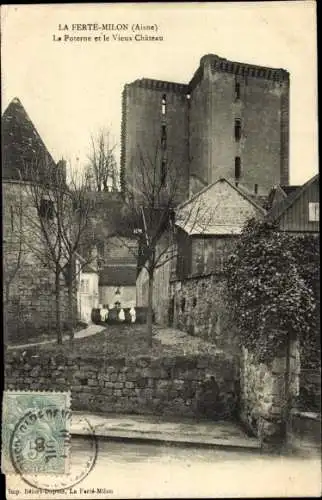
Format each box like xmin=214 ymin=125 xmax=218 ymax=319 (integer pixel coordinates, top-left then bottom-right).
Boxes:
xmin=170 ymin=275 xmax=239 ymax=353
xmin=5 ymin=350 xmax=239 ymax=420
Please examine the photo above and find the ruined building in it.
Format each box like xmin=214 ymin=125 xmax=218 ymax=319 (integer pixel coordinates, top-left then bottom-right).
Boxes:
xmin=121 ymin=53 xmax=289 ymax=202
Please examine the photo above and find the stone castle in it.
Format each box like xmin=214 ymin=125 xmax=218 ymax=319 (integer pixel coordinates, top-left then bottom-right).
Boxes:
xmin=120 ymin=53 xmax=290 ymax=202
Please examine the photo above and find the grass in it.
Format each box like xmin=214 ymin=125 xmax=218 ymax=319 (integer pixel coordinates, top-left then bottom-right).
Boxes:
xmin=8 ymin=322 xmax=227 ymax=360
xmin=15 ymin=324 xmax=169 ymax=358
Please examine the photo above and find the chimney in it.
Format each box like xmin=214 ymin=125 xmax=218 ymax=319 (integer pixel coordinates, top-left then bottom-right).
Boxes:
xmin=254 ymin=184 xmax=258 ymax=194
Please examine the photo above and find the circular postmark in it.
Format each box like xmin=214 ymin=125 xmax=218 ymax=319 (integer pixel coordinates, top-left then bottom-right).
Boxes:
xmin=9 ymin=410 xmax=98 ymax=492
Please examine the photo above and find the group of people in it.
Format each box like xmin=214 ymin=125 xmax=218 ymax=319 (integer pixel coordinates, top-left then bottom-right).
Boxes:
xmin=99 ymin=303 xmax=136 ymax=323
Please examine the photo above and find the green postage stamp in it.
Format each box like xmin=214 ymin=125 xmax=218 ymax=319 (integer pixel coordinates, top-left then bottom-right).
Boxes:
xmin=1 ymin=391 xmax=71 ymax=475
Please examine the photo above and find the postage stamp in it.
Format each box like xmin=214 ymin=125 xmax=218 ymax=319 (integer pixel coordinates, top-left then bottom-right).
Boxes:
xmin=2 ymin=391 xmax=71 ymax=475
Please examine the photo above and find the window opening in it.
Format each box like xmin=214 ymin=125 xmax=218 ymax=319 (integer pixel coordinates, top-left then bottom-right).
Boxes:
xmin=234 ymin=119 xmax=241 ymax=141
xmin=161 ymin=94 xmax=167 ymax=115
xmin=235 ymin=157 xmax=241 ymax=180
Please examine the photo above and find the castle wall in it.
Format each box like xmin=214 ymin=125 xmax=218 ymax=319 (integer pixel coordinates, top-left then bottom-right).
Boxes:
xmin=121 ymin=54 xmax=290 ymax=201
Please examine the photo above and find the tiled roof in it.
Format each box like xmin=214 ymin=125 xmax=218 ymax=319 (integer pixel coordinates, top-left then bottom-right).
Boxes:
xmin=2 ymin=97 xmax=57 ymax=181
xmin=99 ymin=265 xmax=137 ymax=287
xmin=267 ymin=174 xmax=319 ymax=222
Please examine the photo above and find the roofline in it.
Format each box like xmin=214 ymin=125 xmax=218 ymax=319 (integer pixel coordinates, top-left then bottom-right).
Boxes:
xmin=2 ymin=97 xmax=57 ymax=166
xmin=176 ymin=177 xmax=267 ymax=215
xmin=267 ymin=173 xmax=319 ymax=222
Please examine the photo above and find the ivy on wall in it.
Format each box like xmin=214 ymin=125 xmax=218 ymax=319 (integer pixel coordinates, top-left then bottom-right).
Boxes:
xmin=225 ymin=218 xmax=317 ymax=364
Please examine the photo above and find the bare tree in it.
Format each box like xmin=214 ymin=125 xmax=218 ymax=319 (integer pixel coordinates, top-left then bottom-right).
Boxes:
xmin=3 ymin=195 xmax=24 ymax=307
xmin=86 ymin=128 xmax=119 ymax=192
xmin=118 ymin=144 xmax=211 ymax=346
xmin=19 ymin=157 xmax=94 ymax=344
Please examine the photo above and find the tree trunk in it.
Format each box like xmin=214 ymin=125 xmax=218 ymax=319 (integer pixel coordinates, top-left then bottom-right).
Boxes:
xmin=146 ymin=268 xmax=154 ymax=347
xmin=55 ymin=269 xmax=63 ymax=344
xmin=67 ymin=280 xmax=75 ymax=344
xmin=66 ymin=263 xmax=75 ymax=343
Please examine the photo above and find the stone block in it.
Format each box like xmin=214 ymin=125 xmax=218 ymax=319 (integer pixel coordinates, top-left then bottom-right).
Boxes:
xmin=114 ymin=382 xmax=124 ymax=389
xmin=56 ymin=378 xmax=66 ymax=384
xmin=125 ymin=381 xmax=134 ymax=389
xmin=72 ymin=385 xmax=82 ymax=392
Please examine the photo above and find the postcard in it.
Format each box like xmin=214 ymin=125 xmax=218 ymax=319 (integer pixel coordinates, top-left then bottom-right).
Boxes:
xmin=1 ymin=2 xmax=320 ymax=498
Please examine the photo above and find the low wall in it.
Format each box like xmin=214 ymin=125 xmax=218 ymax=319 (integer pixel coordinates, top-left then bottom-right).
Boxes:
xmin=240 ymin=341 xmax=300 ymax=445
xmin=5 ymin=350 xmax=239 ymax=420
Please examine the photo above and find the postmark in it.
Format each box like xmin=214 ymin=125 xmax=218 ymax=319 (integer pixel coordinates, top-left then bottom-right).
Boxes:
xmin=2 ymin=391 xmax=71 ymax=475
xmin=9 ymin=414 xmax=98 ymax=493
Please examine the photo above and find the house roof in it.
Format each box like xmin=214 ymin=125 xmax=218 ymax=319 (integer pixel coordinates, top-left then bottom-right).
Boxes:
xmin=177 ymin=177 xmax=267 ymax=214
xmin=267 ymin=174 xmax=319 ymax=222
xmin=99 ymin=266 xmax=137 ymax=287
xmin=2 ymin=97 xmax=57 ymax=181
xmin=175 ymin=177 xmax=266 ymax=235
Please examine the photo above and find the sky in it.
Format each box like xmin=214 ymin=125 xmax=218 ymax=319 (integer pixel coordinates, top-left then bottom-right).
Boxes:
xmin=1 ymin=2 xmax=318 ymax=185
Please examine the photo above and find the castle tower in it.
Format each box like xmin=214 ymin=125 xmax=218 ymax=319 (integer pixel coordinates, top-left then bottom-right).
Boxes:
xmin=188 ymin=54 xmax=289 ymax=196
xmin=120 ymin=79 xmax=190 ymax=204
xmin=120 ymin=54 xmax=290 ymax=202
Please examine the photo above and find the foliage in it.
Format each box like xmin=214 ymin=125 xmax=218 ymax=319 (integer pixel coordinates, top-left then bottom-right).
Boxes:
xmin=225 ymin=218 xmax=317 ymax=363
xmin=287 ymin=234 xmax=320 ymax=369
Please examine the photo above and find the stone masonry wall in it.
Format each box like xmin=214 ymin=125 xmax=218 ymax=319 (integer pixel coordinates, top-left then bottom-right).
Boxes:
xmin=240 ymin=341 xmax=300 ymax=445
xmin=170 ymin=275 xmax=239 ymax=354
xmin=3 ymin=181 xmax=72 ymax=343
xmin=5 ymin=350 xmax=239 ymax=420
